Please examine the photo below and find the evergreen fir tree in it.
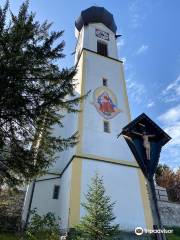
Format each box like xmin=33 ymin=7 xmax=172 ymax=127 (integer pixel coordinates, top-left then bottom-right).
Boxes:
xmin=77 ymin=173 xmax=119 ymax=240
xmin=0 ymin=1 xmax=87 ymax=186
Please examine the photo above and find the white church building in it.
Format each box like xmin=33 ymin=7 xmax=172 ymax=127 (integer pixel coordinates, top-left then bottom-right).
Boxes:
xmin=22 ymin=6 xmax=153 ymax=231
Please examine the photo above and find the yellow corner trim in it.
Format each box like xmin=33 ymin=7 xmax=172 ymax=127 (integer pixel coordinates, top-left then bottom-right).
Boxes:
xmin=76 ymin=153 xmax=139 ymax=168
xmin=77 ymin=51 xmax=86 ymax=155
xmin=120 ymin=63 xmax=131 ymax=122
xmin=69 ymin=157 xmax=82 ymax=227
xmin=138 ymin=169 xmax=153 ymax=229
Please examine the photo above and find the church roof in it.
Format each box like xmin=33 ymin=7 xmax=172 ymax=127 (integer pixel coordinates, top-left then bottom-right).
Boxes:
xmin=75 ymin=6 xmax=117 ymax=34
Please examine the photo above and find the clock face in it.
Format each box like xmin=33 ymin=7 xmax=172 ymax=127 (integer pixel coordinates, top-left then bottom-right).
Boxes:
xmin=95 ymin=29 xmax=109 ymax=41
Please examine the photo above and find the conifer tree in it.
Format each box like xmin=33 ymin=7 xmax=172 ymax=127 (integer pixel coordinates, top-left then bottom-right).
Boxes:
xmin=0 ymin=1 xmax=86 ymax=186
xmin=76 ymin=173 xmax=119 ymax=240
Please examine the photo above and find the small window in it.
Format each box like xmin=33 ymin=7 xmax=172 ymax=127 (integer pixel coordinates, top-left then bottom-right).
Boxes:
xmin=104 ymin=121 xmax=110 ymax=133
xmin=53 ymin=185 xmax=60 ymax=199
xmin=97 ymin=41 xmax=108 ymax=57
xmin=103 ymin=78 xmax=108 ymax=87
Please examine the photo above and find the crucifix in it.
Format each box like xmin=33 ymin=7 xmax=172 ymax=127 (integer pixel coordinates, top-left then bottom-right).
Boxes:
xmin=118 ymin=113 xmax=171 ymax=240
xmin=131 ymin=123 xmax=156 ymax=160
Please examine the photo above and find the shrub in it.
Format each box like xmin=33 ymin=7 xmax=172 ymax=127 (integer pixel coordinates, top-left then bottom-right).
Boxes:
xmin=23 ymin=210 xmax=60 ymax=240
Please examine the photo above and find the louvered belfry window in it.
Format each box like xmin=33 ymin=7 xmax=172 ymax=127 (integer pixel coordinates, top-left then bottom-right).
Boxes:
xmin=97 ymin=41 xmax=108 ymax=57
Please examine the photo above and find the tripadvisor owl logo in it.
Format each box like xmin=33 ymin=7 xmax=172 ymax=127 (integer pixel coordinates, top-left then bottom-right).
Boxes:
xmin=135 ymin=227 xmax=173 ymax=235
xmin=135 ymin=227 xmax=144 ymax=235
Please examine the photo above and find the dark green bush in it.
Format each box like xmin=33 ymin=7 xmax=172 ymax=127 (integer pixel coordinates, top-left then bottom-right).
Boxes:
xmin=0 ymin=215 xmax=21 ymax=232
xmin=23 ymin=210 xmax=60 ymax=240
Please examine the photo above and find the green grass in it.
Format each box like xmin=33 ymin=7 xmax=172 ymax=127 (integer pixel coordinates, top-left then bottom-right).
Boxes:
xmin=0 ymin=233 xmax=20 ymax=240
xmin=0 ymin=228 xmax=179 ymax=240
xmin=166 ymin=226 xmax=180 ymax=240
xmin=166 ymin=234 xmax=180 ymax=240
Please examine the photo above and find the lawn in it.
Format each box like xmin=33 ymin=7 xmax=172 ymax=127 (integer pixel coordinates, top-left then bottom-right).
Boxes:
xmin=166 ymin=234 xmax=180 ymax=240
xmin=0 ymin=233 xmax=20 ymax=240
xmin=0 ymin=231 xmax=180 ymax=240
xmin=166 ymin=227 xmax=180 ymax=240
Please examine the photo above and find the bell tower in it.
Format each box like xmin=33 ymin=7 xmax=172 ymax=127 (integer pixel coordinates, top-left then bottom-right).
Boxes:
xmin=66 ymin=6 xmax=153 ymax=230
xmin=74 ymin=7 xmax=118 ymax=63
xmin=22 ymin=6 xmax=153 ymax=232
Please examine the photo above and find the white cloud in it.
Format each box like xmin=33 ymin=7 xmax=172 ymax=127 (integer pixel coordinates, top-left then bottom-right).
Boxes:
xmin=122 ymin=57 xmax=133 ymax=71
xmin=117 ymin=38 xmax=125 ymax=48
xmin=162 ymin=75 xmax=180 ymax=102
xmin=129 ymin=0 xmax=161 ymax=29
xmin=158 ymin=105 xmax=180 ymax=168
xmin=129 ymin=0 xmax=149 ymax=28
xmin=158 ymin=105 xmax=180 ymax=124
xmin=165 ymin=123 xmax=180 ymax=147
xmin=126 ymin=77 xmax=146 ymax=104
xmin=136 ymin=44 xmax=149 ymax=55
xmin=160 ymin=122 xmax=180 ymax=168
xmin=121 ymin=57 xmax=127 ymax=64
xmin=129 ymin=1 xmax=142 ymax=28
xmin=147 ymin=101 xmax=155 ymax=108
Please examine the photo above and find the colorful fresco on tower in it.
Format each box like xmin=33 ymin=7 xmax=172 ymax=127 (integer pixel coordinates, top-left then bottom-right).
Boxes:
xmin=92 ymin=86 xmax=121 ymax=120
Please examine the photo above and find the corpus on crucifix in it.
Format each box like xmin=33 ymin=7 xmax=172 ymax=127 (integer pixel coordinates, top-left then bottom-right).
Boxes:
xmin=131 ymin=124 xmax=156 ymax=160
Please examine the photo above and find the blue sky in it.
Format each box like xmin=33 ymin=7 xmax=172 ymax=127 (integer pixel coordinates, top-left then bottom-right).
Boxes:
xmin=2 ymin=0 xmax=180 ymax=169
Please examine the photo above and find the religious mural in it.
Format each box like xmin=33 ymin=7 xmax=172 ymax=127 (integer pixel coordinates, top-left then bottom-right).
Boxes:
xmin=92 ymin=86 xmax=121 ymax=120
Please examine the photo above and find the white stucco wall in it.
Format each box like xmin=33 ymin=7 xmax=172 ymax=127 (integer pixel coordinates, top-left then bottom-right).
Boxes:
xmin=52 ymin=22 xmax=130 ymax=171
xmin=51 ymin=112 xmax=78 ymax=172
xmin=75 ymin=22 xmax=119 ymax=64
xmin=23 ymin=19 xmax=147 ymax=231
xmin=30 ymin=175 xmax=61 ymax=220
xmin=58 ymin=164 xmax=72 ymax=229
xmin=81 ymin=52 xmax=134 ymax=162
xmin=50 ymin=51 xmax=84 ymax=172
xmin=80 ymin=159 xmax=146 ymax=230
xmin=81 ymin=23 xmax=118 ymax=59
xmin=22 ymin=166 xmax=72 ymax=229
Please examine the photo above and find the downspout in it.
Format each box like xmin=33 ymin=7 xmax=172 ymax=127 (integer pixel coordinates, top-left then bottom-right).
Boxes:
xmin=24 ymin=180 xmax=36 ymax=229
xmin=23 ymin=114 xmax=46 ymax=229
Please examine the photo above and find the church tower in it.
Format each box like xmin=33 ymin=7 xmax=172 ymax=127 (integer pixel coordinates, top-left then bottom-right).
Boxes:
xmin=22 ymin=6 xmax=153 ymax=231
